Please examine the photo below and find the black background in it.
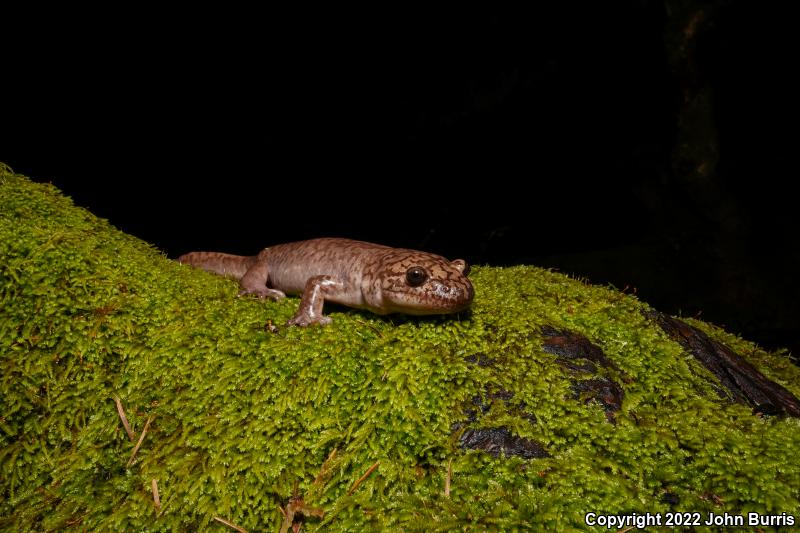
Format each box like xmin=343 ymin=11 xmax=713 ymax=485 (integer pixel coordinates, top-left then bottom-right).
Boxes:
xmin=2 ymin=4 xmax=797 ymax=357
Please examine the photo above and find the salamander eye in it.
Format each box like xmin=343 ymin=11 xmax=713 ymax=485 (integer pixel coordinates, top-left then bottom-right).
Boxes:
xmin=405 ymin=267 xmax=428 ymax=287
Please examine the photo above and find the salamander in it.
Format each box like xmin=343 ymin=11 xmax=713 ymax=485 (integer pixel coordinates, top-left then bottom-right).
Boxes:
xmin=178 ymin=238 xmax=474 ymax=326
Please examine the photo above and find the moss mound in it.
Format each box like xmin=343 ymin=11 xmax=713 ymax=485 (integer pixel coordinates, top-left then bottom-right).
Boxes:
xmin=2 ymin=163 xmax=799 ymax=531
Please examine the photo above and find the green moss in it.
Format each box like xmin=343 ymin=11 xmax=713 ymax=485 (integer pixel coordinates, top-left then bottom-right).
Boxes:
xmin=2 ymin=162 xmax=799 ymax=531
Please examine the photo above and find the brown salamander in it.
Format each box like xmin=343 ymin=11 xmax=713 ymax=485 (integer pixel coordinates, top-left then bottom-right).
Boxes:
xmin=178 ymin=238 xmax=474 ymax=326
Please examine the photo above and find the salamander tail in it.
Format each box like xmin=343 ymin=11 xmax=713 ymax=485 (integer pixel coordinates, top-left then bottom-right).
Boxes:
xmin=177 ymin=251 xmax=256 ymax=280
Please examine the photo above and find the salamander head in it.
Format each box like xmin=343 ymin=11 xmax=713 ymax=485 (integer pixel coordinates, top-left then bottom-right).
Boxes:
xmin=375 ymin=251 xmax=474 ymax=315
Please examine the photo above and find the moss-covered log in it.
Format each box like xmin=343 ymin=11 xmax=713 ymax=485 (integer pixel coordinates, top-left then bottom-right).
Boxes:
xmin=2 ymin=163 xmax=799 ymax=531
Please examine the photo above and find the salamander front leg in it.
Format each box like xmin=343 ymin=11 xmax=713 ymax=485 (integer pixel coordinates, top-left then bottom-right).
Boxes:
xmin=288 ymin=275 xmax=343 ymax=327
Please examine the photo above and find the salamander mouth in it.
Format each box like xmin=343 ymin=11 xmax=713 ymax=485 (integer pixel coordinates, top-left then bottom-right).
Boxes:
xmin=385 ymin=282 xmax=474 ymax=314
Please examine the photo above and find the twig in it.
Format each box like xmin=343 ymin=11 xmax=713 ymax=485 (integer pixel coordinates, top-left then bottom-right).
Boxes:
xmin=152 ymin=479 xmax=161 ymax=511
xmin=126 ymin=415 xmax=153 ymax=467
xmin=113 ymin=395 xmax=136 ymax=441
xmin=213 ymin=516 xmax=250 ymax=533
xmin=444 ymin=459 xmax=452 ymax=497
xmin=64 ymin=512 xmax=89 ymax=526
xmin=313 ymin=448 xmax=338 ymax=487
xmin=279 ymin=498 xmax=324 ymax=533
xmin=347 ymin=461 xmax=380 ymax=496
xmin=279 ymin=510 xmax=293 ymax=533
xmin=355 ymin=320 xmax=383 ymax=337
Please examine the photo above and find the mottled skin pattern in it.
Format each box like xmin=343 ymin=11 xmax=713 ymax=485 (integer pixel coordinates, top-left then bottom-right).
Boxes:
xmin=178 ymin=238 xmax=474 ymax=326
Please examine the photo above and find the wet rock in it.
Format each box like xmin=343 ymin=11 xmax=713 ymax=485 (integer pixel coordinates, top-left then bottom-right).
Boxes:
xmin=571 ymin=377 xmax=624 ymax=422
xmin=661 ymin=492 xmax=680 ymax=506
xmin=463 ymin=353 xmax=496 ymax=367
xmin=561 ymin=359 xmax=598 ymax=373
xmin=464 ymin=389 xmax=516 ymax=421
xmin=487 ymin=389 xmax=514 ymax=402
xmin=541 ymin=326 xmax=622 ymax=374
xmin=539 ymin=326 xmax=627 ymax=422
xmin=648 ymin=311 xmax=800 ymax=417
xmin=458 ymin=388 xmax=517 ymax=427
xmin=459 ymin=427 xmax=550 ymax=459
xmin=520 ymin=411 xmax=537 ymax=424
